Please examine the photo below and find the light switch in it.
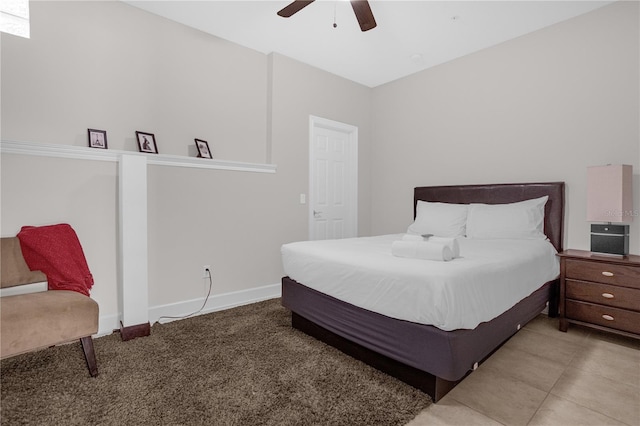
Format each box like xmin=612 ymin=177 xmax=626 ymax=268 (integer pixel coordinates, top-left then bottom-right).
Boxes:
xmin=299 ymin=194 xmax=306 ymax=204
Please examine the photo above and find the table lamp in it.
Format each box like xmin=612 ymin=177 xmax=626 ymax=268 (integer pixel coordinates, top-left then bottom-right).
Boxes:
xmin=587 ymin=164 xmax=633 ymax=256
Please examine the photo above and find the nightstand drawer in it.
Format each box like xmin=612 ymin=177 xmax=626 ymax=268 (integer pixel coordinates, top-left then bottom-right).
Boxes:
xmin=566 ymin=279 xmax=640 ymax=311
xmin=566 ymin=300 xmax=640 ymax=334
xmin=565 ymin=259 xmax=640 ymax=289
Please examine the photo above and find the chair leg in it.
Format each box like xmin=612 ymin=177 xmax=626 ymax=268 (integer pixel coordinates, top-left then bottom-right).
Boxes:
xmin=80 ymin=336 xmax=98 ymax=377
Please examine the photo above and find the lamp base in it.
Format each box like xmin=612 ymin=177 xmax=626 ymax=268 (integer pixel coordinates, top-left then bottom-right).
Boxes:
xmin=590 ymin=224 xmax=629 ymax=256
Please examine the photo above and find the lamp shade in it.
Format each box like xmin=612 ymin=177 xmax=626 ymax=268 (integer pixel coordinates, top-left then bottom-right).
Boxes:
xmin=587 ymin=164 xmax=633 ymax=223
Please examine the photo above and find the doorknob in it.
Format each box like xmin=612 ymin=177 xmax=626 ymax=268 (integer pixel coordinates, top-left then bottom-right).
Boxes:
xmin=313 ymin=210 xmax=322 ymax=218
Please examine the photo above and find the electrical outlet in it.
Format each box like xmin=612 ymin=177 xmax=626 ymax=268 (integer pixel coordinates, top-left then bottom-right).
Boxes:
xmin=202 ymin=265 xmax=211 ymax=278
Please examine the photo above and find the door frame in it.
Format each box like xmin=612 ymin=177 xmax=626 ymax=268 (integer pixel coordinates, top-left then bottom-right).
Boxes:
xmin=308 ymin=115 xmax=358 ymax=240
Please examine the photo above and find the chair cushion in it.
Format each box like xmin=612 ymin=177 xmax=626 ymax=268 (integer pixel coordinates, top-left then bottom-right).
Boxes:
xmin=0 ymin=290 xmax=99 ymax=358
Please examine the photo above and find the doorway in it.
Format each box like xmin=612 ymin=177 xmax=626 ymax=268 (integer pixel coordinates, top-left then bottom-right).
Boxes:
xmin=308 ymin=115 xmax=358 ymax=240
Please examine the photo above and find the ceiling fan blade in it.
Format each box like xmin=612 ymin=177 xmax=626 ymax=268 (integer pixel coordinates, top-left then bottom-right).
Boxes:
xmin=277 ymin=0 xmax=315 ymax=18
xmin=350 ymin=0 xmax=377 ymax=32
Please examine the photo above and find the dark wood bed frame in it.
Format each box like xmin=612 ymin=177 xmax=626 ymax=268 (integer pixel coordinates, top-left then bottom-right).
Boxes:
xmin=282 ymin=182 xmax=565 ymax=402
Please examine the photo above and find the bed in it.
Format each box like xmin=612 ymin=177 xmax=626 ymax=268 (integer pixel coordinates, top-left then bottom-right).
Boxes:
xmin=281 ymin=182 xmax=564 ymax=402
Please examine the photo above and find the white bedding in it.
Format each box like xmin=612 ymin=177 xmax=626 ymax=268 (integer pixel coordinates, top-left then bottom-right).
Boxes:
xmin=281 ymin=234 xmax=559 ymax=331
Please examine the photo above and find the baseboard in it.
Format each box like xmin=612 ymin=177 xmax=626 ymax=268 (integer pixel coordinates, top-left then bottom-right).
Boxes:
xmin=98 ymin=313 xmax=120 ymax=337
xmin=150 ymin=282 xmax=282 ymax=324
xmin=96 ymin=282 xmax=281 ymax=336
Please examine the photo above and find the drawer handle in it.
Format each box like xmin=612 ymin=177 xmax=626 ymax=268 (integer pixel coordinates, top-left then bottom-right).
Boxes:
xmin=601 ymin=293 xmax=615 ymax=299
xmin=601 ymin=271 xmax=614 ymax=277
xmin=602 ymin=314 xmax=614 ymax=321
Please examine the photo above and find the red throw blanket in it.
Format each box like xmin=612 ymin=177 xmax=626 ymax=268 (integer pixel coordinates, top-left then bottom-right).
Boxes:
xmin=17 ymin=223 xmax=94 ymax=296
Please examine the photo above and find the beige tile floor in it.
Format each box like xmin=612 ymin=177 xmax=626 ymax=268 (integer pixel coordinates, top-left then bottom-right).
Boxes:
xmin=406 ymin=315 xmax=640 ymax=426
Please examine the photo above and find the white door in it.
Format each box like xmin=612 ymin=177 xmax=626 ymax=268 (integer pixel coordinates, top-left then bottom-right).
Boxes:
xmin=309 ymin=116 xmax=358 ymax=240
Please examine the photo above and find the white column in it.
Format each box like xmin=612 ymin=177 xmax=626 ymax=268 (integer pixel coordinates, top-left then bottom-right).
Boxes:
xmin=118 ymin=154 xmax=149 ymax=330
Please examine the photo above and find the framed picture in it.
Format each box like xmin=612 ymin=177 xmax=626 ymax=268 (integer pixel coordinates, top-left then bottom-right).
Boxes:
xmin=136 ymin=131 xmax=158 ymax=154
xmin=195 ymin=139 xmax=212 ymax=159
xmin=88 ymin=129 xmax=108 ymax=149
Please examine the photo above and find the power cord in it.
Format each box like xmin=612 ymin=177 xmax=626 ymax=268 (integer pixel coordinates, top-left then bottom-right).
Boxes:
xmin=157 ymin=268 xmax=213 ymax=323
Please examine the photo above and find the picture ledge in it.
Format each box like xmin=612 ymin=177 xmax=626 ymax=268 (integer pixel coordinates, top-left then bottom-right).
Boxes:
xmin=0 ymin=139 xmax=277 ymax=174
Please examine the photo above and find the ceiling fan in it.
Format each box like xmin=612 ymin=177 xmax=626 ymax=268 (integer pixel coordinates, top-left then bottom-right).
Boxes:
xmin=277 ymin=0 xmax=377 ymax=32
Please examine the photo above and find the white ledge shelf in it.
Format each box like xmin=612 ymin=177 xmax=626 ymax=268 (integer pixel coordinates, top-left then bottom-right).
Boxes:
xmin=0 ymin=139 xmax=277 ymax=174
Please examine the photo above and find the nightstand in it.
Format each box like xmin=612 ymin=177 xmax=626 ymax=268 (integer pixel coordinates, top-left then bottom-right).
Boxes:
xmin=557 ymin=249 xmax=640 ymax=339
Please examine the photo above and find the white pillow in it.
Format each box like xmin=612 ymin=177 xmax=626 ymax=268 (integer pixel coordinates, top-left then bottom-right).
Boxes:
xmin=466 ymin=196 xmax=548 ymax=240
xmin=407 ymin=201 xmax=468 ymax=238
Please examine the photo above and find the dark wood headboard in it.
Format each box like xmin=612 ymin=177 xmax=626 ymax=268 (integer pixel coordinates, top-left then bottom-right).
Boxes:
xmin=414 ymin=182 xmax=565 ymax=252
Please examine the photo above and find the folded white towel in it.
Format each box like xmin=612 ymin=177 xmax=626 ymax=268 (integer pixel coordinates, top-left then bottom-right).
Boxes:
xmin=426 ymin=236 xmax=460 ymax=258
xmin=391 ymin=241 xmax=454 ymax=261
xmin=401 ymin=234 xmax=460 ymax=258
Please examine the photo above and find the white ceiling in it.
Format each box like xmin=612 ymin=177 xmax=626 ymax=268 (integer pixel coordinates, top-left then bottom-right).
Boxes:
xmin=124 ymin=0 xmax=613 ymax=87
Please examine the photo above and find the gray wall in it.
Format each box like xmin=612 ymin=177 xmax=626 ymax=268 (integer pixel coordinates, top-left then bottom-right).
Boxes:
xmin=0 ymin=1 xmax=372 ymax=329
xmin=1 ymin=0 xmax=268 ymax=162
xmin=370 ymin=0 xmax=639 ymax=253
